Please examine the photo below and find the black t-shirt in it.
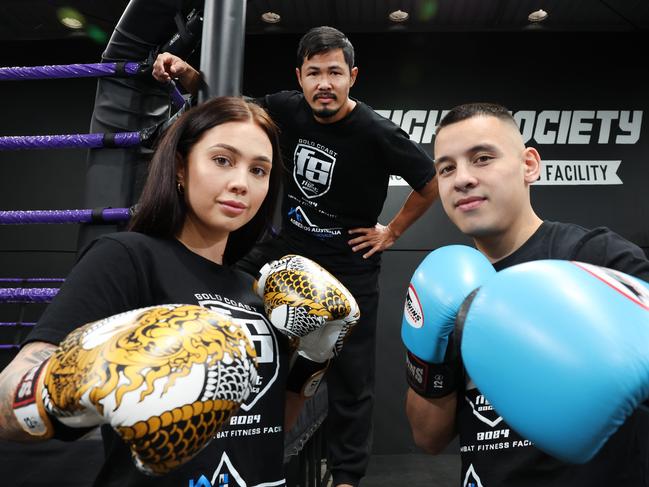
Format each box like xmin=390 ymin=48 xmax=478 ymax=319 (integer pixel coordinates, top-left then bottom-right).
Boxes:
xmin=457 ymin=221 xmax=649 ymax=487
xmin=259 ymin=90 xmax=435 ymax=270
xmin=26 ymin=232 xmax=289 ymax=487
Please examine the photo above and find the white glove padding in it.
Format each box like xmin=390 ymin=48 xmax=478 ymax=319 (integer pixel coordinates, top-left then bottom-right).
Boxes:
xmin=13 ymin=304 xmax=258 ymax=475
xmin=255 ymin=254 xmax=360 ymax=363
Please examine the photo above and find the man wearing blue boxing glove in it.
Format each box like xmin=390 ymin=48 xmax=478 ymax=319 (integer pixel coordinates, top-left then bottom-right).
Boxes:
xmin=405 ymin=102 xmax=649 ymax=486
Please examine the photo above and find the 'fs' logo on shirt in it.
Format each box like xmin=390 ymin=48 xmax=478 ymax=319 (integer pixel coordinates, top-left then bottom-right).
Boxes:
xmin=293 ymin=142 xmax=337 ymax=199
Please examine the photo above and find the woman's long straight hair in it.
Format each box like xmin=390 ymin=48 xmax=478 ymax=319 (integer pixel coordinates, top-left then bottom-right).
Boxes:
xmin=129 ymin=96 xmax=283 ymax=264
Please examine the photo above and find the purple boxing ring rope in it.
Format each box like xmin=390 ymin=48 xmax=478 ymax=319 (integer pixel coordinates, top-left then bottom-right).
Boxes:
xmin=0 ymin=61 xmax=188 ymax=151
xmin=0 ymin=280 xmax=63 ymax=348
xmin=0 ymin=131 xmax=142 ymax=151
xmin=0 ymin=278 xmax=64 ymax=283
xmin=0 ymin=62 xmax=142 ymax=80
xmin=0 ymin=207 xmax=129 ymax=346
xmin=0 ymin=61 xmax=187 ymax=110
xmin=0 ymin=58 xmax=187 ymax=349
xmin=0 ymin=325 xmax=35 ymax=349
xmin=0 ymin=108 xmax=186 ymax=151
xmin=0 ymin=322 xmax=36 ymax=350
xmin=0 ymin=63 xmax=141 ymax=81
xmin=0 ymin=288 xmax=59 ymax=303
xmin=0 ymin=207 xmax=133 ymax=225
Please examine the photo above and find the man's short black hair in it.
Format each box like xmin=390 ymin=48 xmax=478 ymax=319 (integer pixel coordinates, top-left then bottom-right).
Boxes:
xmin=297 ymin=26 xmax=355 ymax=71
xmin=437 ymin=102 xmax=517 ymax=135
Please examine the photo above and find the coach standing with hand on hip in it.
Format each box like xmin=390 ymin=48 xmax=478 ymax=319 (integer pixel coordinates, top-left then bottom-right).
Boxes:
xmin=153 ymin=26 xmax=438 ymax=487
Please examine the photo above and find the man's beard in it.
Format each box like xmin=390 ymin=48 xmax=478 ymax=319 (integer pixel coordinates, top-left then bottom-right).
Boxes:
xmin=312 ymin=105 xmax=341 ymax=119
xmin=312 ymin=92 xmax=340 ymax=119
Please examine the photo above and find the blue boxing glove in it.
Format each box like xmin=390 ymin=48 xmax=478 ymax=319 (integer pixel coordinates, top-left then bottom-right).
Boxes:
xmin=401 ymin=245 xmax=495 ymax=398
xmin=460 ymin=260 xmax=649 ymax=463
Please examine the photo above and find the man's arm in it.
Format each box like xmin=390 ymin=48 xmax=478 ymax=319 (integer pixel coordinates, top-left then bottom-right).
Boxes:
xmin=388 ymin=175 xmax=440 ymax=239
xmin=574 ymin=228 xmax=649 ymax=282
xmin=152 ymin=52 xmax=202 ymax=96
xmin=406 ymin=388 xmax=457 ymax=454
xmin=0 ymin=341 xmax=56 ymax=441
xmin=402 ymin=246 xmax=494 ymax=455
xmin=348 ymin=175 xmax=439 ymax=259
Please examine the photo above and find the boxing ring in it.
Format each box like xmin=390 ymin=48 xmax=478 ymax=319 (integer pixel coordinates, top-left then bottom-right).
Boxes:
xmin=0 ymin=1 xmax=329 ymax=485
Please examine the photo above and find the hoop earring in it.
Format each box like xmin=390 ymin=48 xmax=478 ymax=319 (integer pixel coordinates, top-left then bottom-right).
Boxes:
xmin=177 ymin=182 xmax=184 ymax=194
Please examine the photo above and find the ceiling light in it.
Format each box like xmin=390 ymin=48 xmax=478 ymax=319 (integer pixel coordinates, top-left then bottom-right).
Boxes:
xmin=261 ymin=12 xmax=281 ymax=24
xmin=61 ymin=17 xmax=83 ymax=29
xmin=389 ymin=10 xmax=409 ymax=23
xmin=528 ymin=9 xmax=548 ymax=23
xmin=57 ymin=7 xmax=85 ymax=30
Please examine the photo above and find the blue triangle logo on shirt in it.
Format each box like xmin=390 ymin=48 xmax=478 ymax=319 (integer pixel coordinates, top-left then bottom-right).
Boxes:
xmin=189 ymin=475 xmax=213 ymax=487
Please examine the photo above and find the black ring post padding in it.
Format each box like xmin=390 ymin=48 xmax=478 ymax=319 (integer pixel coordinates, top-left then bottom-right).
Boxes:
xmin=114 ymin=62 xmax=127 ymax=76
xmin=91 ymin=208 xmax=107 ymax=223
xmin=102 ymin=132 xmax=117 ymax=148
xmin=139 ymin=101 xmax=189 ymax=149
xmin=174 ymin=11 xmax=189 ymax=38
xmin=79 ymin=0 xmax=188 ymax=251
xmin=138 ymin=125 xmax=160 ymax=149
xmin=159 ymin=8 xmax=203 ymax=58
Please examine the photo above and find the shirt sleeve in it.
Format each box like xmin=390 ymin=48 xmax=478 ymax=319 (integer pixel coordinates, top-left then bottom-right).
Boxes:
xmin=572 ymin=227 xmax=649 ymax=283
xmin=24 ymin=236 xmax=143 ymax=346
xmin=254 ymin=95 xmax=269 ymax=109
xmin=252 ymin=92 xmax=288 ymax=139
xmin=256 ymin=91 xmax=298 ymax=117
xmin=377 ymin=121 xmax=435 ymax=192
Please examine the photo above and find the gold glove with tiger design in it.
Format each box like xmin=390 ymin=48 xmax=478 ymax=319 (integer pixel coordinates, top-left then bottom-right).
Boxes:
xmin=255 ymin=254 xmax=360 ymax=397
xmin=12 ymin=304 xmax=258 ymax=475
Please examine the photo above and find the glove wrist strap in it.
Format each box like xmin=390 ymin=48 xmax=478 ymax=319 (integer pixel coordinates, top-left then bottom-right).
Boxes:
xmin=13 ymin=361 xmax=54 ymax=438
xmin=13 ymin=361 xmax=94 ymax=441
xmin=406 ymin=350 xmax=458 ymax=398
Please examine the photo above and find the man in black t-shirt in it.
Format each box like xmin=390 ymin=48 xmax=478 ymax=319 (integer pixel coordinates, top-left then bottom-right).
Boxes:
xmin=153 ymin=27 xmax=438 ymax=487
xmin=405 ymin=102 xmax=649 ymax=486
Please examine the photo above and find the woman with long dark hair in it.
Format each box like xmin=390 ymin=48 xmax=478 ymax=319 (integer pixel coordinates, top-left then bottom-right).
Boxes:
xmin=0 ymin=97 xmax=293 ymax=486
xmin=129 ymin=96 xmax=282 ymax=264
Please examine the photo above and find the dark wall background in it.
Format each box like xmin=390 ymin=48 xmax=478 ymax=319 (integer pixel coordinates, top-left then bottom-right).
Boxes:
xmin=1 ymin=31 xmax=647 ymax=461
